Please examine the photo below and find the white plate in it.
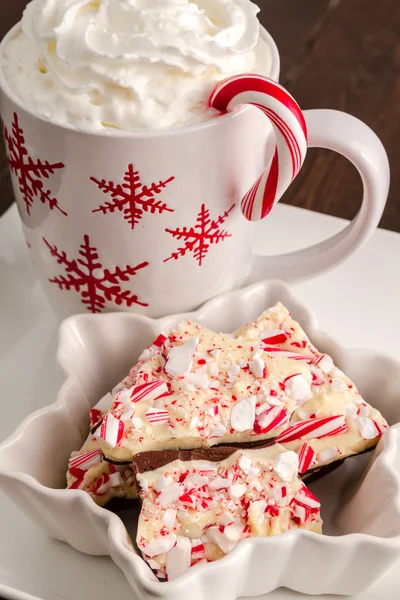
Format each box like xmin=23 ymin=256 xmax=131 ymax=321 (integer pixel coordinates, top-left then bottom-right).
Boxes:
xmin=1 ymin=204 xmax=400 ymax=600
xmin=1 ymin=278 xmax=400 ymax=600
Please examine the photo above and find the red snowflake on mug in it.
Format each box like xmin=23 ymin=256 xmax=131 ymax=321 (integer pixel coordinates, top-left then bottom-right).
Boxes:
xmin=3 ymin=112 xmax=66 ymax=216
xmin=43 ymin=235 xmax=149 ymax=313
xmin=91 ymin=163 xmax=175 ymax=230
xmin=164 ymin=203 xmax=235 ymax=266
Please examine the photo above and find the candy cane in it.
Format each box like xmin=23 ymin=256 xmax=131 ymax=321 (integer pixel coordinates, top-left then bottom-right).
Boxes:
xmin=209 ymin=74 xmax=308 ymax=221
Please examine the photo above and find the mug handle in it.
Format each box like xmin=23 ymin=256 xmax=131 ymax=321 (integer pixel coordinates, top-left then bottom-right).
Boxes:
xmin=248 ymin=109 xmax=390 ymax=283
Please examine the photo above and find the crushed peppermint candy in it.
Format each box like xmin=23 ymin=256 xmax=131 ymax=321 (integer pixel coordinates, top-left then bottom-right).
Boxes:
xmin=165 ymin=338 xmax=198 ymax=377
xmin=284 ymin=373 xmax=312 ymax=404
xmin=272 ymin=451 xmax=299 ymax=482
xmin=250 ymin=355 xmax=266 ymax=378
xmin=145 ymin=408 xmax=170 ymax=425
xmin=261 ymin=330 xmax=288 ymax=345
xmin=355 ymin=417 xmax=380 ymax=440
xmin=276 ymin=415 xmax=347 ymax=444
xmin=297 ymin=443 xmax=316 ymax=474
xmin=95 ymin=413 xmax=124 ymax=448
xmin=315 ymin=354 xmax=334 ymax=375
xmin=231 ymin=397 xmax=256 ymax=432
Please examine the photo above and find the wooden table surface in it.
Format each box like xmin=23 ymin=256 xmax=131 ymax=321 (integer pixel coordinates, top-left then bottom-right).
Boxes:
xmin=0 ymin=0 xmax=399 ymax=231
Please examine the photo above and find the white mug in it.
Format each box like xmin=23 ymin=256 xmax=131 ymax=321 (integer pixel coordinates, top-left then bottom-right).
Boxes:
xmin=0 ymin=25 xmax=390 ymax=318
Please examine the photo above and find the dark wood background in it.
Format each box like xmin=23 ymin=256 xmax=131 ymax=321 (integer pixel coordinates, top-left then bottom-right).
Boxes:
xmin=0 ymin=0 xmax=399 ymax=231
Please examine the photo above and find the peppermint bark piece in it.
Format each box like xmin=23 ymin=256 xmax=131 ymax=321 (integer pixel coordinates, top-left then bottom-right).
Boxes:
xmin=134 ymin=445 xmax=322 ymax=580
xmin=95 ymin=322 xmax=312 ymax=461
xmin=236 ymin=303 xmax=388 ymax=472
xmin=66 ymin=395 xmax=137 ymax=506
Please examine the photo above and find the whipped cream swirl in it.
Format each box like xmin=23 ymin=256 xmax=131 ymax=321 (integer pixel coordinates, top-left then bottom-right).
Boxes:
xmin=2 ymin=0 xmax=271 ymax=131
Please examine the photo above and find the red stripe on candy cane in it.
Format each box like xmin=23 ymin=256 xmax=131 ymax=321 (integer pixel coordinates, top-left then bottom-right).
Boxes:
xmin=276 ymin=415 xmax=347 ymax=444
xmin=209 ymin=75 xmax=308 ymax=222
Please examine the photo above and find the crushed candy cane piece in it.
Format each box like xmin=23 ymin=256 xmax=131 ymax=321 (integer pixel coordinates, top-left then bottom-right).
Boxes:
xmin=206 ymin=526 xmax=237 ymax=554
xmin=315 ymin=354 xmax=334 ymax=374
xmin=209 ymin=348 xmax=221 ymax=357
xmin=154 ymin=476 xmax=172 ymax=493
xmin=273 ymin=451 xmax=299 ymax=482
xmin=355 ymin=417 xmax=380 ymax=440
xmin=191 ymin=539 xmax=206 ymax=561
xmin=209 ymin=424 xmax=227 ymax=438
xmin=145 ymin=408 xmax=169 ymax=425
xmin=276 ymin=415 xmax=347 ymax=443
xmin=187 ymin=372 xmax=210 ymax=389
xmin=250 ymin=355 xmax=266 ymax=378
xmin=109 ymin=472 xmax=123 ymax=487
xmin=284 ymin=373 xmax=311 ymax=404
xmin=238 ymin=454 xmax=253 ymax=473
xmin=96 ymin=413 xmax=124 ymax=448
xmin=69 ymin=450 xmax=101 ymax=471
xmin=231 ymin=397 xmax=256 ymax=432
xmin=141 ymin=534 xmax=177 ymax=558
xmin=345 ymin=402 xmax=358 ymax=420
xmin=152 ymin=333 xmax=168 ymax=348
xmin=129 ymin=380 xmax=169 ymax=404
xmin=254 ymin=406 xmax=288 ymax=435
xmin=297 ymin=443 xmax=316 ymax=474
xmin=158 ymin=483 xmax=182 ymax=505
xmin=261 ymin=330 xmax=288 ymax=345
xmin=208 ymin=477 xmax=229 ymax=490
xmin=162 ymin=508 xmax=177 ymax=530
xmin=229 ymin=483 xmax=247 ymax=498
xmin=165 ymin=338 xmax=198 ymax=376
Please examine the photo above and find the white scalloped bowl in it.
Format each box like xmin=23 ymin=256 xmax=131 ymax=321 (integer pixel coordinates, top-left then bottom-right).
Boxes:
xmin=1 ymin=280 xmax=400 ymax=600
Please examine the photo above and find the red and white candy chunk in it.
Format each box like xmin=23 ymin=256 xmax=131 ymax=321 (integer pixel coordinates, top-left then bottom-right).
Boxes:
xmin=276 ymin=415 xmax=347 ymax=444
xmin=96 ymin=413 xmax=125 ymax=448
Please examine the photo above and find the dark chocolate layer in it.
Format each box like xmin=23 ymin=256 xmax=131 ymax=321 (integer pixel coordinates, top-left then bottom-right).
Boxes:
xmin=132 ymin=440 xmax=276 ymax=475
